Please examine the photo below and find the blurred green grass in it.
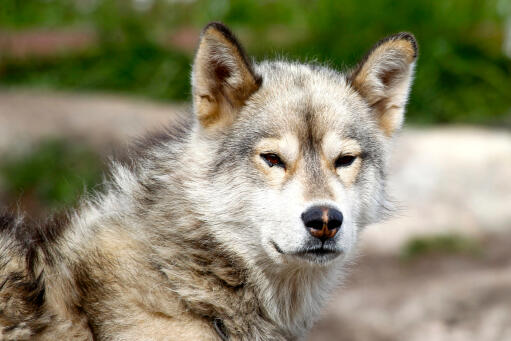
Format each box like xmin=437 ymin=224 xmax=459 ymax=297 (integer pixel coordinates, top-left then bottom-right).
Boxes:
xmin=0 ymin=44 xmax=191 ymax=101
xmin=0 ymin=0 xmax=510 ymax=125
xmin=0 ymin=140 xmax=103 ymax=212
xmin=401 ymin=234 xmax=482 ymax=260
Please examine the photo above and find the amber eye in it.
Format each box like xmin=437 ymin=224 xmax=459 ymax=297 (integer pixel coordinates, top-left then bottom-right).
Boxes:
xmin=260 ymin=153 xmax=285 ymax=168
xmin=335 ymin=155 xmax=356 ymax=168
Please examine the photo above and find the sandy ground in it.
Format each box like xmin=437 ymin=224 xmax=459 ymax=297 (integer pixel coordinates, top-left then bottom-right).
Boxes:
xmin=1 ymin=89 xmax=510 ymax=340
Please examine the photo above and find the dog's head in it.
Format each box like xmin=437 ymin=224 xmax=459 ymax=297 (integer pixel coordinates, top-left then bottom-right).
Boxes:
xmin=191 ymin=23 xmax=417 ymax=266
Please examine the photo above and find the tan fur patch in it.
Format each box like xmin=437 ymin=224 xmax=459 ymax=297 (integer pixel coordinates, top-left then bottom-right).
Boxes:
xmin=113 ymin=310 xmax=218 ymax=341
xmin=377 ymin=104 xmax=403 ymax=137
xmin=322 ymin=133 xmax=363 ymax=187
xmin=337 ymin=139 xmax=362 ymax=187
xmin=254 ymin=134 xmax=300 ymax=188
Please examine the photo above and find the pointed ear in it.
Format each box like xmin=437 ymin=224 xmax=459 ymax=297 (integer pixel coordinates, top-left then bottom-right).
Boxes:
xmin=350 ymin=32 xmax=418 ymax=137
xmin=192 ymin=22 xmax=262 ymax=130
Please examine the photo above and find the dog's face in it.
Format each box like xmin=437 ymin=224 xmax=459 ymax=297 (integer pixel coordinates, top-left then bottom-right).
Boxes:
xmin=192 ymin=23 xmax=416 ymax=266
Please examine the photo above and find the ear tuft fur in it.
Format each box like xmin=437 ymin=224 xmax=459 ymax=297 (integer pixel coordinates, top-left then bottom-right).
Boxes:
xmin=350 ymin=32 xmax=418 ymax=137
xmin=192 ymin=22 xmax=262 ymax=130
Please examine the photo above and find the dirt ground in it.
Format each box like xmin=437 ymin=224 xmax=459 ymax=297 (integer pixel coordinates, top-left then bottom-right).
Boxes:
xmin=308 ymin=233 xmax=511 ymax=341
xmin=1 ymin=89 xmax=510 ymax=341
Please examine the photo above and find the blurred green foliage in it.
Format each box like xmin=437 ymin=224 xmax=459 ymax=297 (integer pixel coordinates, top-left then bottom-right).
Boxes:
xmin=0 ymin=45 xmax=191 ymax=100
xmin=0 ymin=140 xmax=103 ymax=210
xmin=1 ymin=0 xmax=510 ymax=124
xmin=401 ymin=234 xmax=482 ymax=259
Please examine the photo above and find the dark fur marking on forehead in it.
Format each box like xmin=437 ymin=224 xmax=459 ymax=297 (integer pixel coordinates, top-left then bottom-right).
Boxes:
xmin=297 ymin=107 xmax=334 ymax=199
xmin=301 ymin=109 xmax=321 ymax=174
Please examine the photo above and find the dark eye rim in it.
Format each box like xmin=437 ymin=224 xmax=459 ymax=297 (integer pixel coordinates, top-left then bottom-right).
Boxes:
xmin=335 ymin=154 xmax=357 ymax=168
xmin=260 ymin=153 xmax=285 ymax=169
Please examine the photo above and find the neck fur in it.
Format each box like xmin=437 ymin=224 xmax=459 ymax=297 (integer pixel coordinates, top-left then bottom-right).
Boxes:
xmin=250 ymin=258 xmax=345 ymax=336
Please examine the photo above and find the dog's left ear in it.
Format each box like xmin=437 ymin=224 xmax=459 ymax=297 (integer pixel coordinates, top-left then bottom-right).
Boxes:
xmin=350 ymin=33 xmax=418 ymax=137
xmin=192 ymin=22 xmax=262 ymax=130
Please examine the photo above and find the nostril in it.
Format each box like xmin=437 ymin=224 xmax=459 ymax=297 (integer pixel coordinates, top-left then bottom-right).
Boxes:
xmin=328 ymin=219 xmax=342 ymax=230
xmin=301 ymin=208 xmax=324 ymax=230
xmin=327 ymin=209 xmax=343 ymax=230
xmin=306 ymin=219 xmax=324 ymax=231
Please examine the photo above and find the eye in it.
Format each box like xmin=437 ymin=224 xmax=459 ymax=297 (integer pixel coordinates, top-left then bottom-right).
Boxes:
xmin=335 ymin=155 xmax=356 ymax=168
xmin=260 ymin=153 xmax=285 ymax=168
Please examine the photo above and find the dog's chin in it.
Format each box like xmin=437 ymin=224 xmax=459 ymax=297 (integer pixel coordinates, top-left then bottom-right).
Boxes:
xmin=271 ymin=240 xmax=343 ymax=266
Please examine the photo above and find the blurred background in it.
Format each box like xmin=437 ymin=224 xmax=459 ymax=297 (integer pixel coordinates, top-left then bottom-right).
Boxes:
xmin=0 ymin=0 xmax=510 ymax=340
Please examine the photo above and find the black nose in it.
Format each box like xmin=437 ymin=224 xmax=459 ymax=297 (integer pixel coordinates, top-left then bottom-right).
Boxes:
xmin=301 ymin=206 xmax=343 ymax=241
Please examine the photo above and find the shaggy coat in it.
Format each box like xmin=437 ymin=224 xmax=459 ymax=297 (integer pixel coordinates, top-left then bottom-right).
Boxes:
xmin=0 ymin=23 xmax=417 ymax=340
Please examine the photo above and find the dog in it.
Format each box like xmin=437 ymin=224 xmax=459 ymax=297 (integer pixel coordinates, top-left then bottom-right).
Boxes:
xmin=0 ymin=22 xmax=417 ymax=340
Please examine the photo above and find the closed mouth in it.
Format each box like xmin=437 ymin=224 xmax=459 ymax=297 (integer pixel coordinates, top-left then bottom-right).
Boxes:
xmin=271 ymin=241 xmax=342 ymax=262
xmin=293 ymin=247 xmax=340 ymax=256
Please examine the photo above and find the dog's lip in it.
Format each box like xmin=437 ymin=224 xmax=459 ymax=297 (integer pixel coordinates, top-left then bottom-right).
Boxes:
xmin=290 ymin=246 xmax=343 ymax=261
xmin=292 ymin=247 xmax=340 ymax=256
xmin=271 ymin=241 xmax=342 ymax=259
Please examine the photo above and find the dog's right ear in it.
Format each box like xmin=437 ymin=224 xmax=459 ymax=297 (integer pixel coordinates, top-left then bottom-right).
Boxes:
xmin=192 ymin=22 xmax=262 ymax=130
